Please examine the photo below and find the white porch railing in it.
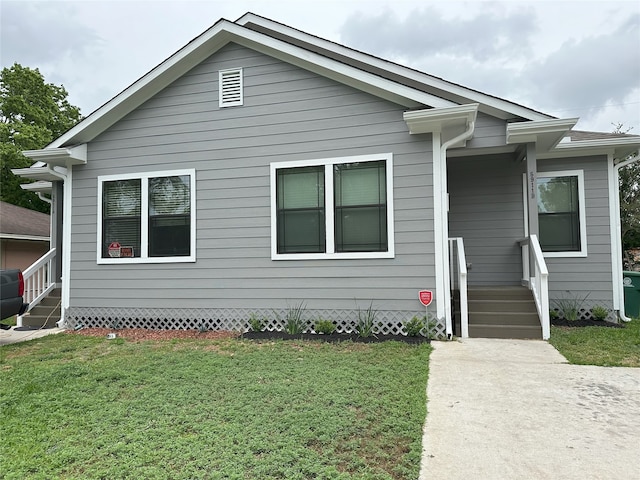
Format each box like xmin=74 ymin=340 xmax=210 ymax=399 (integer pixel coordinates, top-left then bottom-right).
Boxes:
xmin=18 ymin=249 xmax=57 ymax=322
xmin=449 ymin=237 xmax=469 ymax=338
xmin=518 ymin=235 xmax=550 ymax=339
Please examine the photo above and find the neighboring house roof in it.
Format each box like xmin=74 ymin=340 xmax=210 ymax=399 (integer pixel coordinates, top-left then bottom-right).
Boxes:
xmin=0 ymin=201 xmax=50 ymax=241
xmin=567 ymin=130 xmax=639 ymax=141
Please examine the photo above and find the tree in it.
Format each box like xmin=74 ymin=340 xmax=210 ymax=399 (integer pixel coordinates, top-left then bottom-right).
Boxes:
xmin=0 ymin=63 xmax=81 ymax=213
xmin=614 ymin=123 xmax=640 ymax=255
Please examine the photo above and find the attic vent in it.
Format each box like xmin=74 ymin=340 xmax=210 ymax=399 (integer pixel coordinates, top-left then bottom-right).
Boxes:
xmin=219 ymin=68 xmax=243 ymax=107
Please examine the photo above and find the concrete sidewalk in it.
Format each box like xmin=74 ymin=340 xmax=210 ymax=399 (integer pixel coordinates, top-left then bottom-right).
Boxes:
xmin=0 ymin=326 xmax=64 ymax=346
xmin=419 ymin=338 xmax=640 ymax=480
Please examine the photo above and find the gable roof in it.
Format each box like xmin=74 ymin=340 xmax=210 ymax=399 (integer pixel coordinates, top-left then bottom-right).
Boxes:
xmin=48 ymin=13 xmax=553 ymax=150
xmin=236 ymin=13 xmax=554 ymax=122
xmin=0 ymin=201 xmax=50 ymax=241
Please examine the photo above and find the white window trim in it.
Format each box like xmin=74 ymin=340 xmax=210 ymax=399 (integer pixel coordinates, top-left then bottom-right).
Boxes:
xmin=219 ymin=68 xmax=243 ymax=107
xmin=97 ymin=169 xmax=196 ymax=264
xmin=270 ymin=153 xmax=395 ymax=260
xmin=535 ymin=169 xmax=587 ymax=258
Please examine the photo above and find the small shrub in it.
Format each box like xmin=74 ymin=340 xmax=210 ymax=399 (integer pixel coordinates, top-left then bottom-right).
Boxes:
xmin=198 ymin=322 xmax=208 ymax=333
xmin=356 ymin=303 xmax=377 ymax=338
xmin=590 ymin=305 xmax=609 ymax=321
xmin=283 ymin=302 xmax=307 ymax=334
xmin=549 ymin=309 xmax=560 ymax=320
xmin=315 ymin=319 xmax=336 ymax=334
xmin=405 ymin=315 xmax=426 ymax=336
xmin=554 ymin=292 xmax=589 ymax=321
xmin=248 ymin=314 xmax=264 ymax=332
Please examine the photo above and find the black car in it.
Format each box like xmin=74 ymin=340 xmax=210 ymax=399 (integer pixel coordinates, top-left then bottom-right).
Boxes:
xmin=1 ymin=269 xmax=29 ymax=322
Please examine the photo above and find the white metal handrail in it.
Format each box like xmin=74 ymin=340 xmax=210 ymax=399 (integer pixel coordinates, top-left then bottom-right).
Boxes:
xmin=449 ymin=237 xmax=469 ymax=338
xmin=518 ymin=235 xmax=550 ymax=339
xmin=20 ymin=248 xmax=57 ymax=313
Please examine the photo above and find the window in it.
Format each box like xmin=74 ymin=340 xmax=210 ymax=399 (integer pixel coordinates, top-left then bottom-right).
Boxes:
xmin=98 ymin=169 xmax=196 ymax=264
xmin=536 ymin=170 xmax=586 ymax=256
xmin=271 ymin=154 xmax=394 ymax=260
xmin=219 ymin=68 xmax=243 ymax=107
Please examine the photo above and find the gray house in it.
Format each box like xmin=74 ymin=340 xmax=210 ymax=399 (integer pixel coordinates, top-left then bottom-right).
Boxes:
xmin=14 ymin=13 xmax=640 ymax=339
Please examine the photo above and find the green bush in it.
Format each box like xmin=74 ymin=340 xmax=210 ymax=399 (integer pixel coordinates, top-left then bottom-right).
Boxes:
xmin=405 ymin=316 xmax=426 ymax=336
xmin=248 ymin=313 xmax=264 ymax=332
xmin=590 ymin=305 xmax=609 ymax=321
xmin=314 ymin=319 xmax=336 ymax=334
xmin=356 ymin=303 xmax=377 ymax=338
xmin=282 ymin=302 xmax=307 ymax=334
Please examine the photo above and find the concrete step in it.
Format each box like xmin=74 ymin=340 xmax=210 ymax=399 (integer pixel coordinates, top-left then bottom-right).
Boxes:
xmin=468 ymin=323 xmax=542 ymax=339
xmin=466 ymin=299 xmax=537 ymax=314
xmin=467 ymin=286 xmax=533 ymax=301
xmin=21 ymin=314 xmax=60 ymax=328
xmin=468 ymin=312 xmax=540 ymax=326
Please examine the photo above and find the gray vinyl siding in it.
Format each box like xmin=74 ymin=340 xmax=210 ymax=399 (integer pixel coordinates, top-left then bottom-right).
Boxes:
xmin=539 ymin=156 xmax=614 ymax=307
xmin=68 ymin=43 xmax=435 ymax=314
xmin=464 ymin=113 xmax=507 ymax=149
xmin=448 ymin=153 xmax=525 ymax=285
xmin=448 ymin=152 xmax=615 ymax=308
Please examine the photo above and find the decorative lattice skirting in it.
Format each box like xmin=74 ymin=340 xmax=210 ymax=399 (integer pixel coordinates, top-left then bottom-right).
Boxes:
xmin=65 ymin=306 xmax=447 ymax=339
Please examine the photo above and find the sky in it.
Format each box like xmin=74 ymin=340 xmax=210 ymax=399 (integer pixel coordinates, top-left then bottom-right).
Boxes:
xmin=1 ymin=0 xmax=639 ymax=134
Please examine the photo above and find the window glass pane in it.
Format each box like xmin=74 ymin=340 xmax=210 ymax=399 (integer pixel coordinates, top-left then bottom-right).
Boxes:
xmin=277 ymin=167 xmax=324 ymax=209
xmin=149 ymin=175 xmax=191 ymax=257
xmin=537 ymin=176 xmax=577 ymax=213
xmin=537 ymin=175 xmax=580 ymax=252
xmin=276 ymin=166 xmax=325 ymax=253
xmin=149 ymin=176 xmax=190 ymax=215
xmin=104 ymin=179 xmax=141 ymax=217
xmin=335 ymin=161 xmax=385 ymax=206
xmin=102 ymin=179 xmax=141 ymax=258
xmin=334 ymin=161 xmax=387 ymax=252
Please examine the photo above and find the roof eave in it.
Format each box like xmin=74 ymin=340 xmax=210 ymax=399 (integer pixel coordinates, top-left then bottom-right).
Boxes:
xmin=23 ymin=144 xmax=87 ymax=166
xmin=506 ymin=118 xmax=579 ymax=152
xmin=48 ymin=20 xmax=456 ymax=148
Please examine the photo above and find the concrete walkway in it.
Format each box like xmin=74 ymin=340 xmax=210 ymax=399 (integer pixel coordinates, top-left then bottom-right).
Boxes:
xmin=419 ymin=338 xmax=640 ymax=480
xmin=0 ymin=325 xmax=64 ymax=346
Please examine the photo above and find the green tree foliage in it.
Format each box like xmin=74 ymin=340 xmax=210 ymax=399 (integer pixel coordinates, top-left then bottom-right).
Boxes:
xmin=613 ymin=123 xmax=640 ymax=252
xmin=0 ymin=63 xmax=81 ymax=213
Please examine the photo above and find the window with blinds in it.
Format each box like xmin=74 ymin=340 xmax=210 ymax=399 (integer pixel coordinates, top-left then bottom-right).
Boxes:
xmin=276 ymin=166 xmax=325 ymax=253
xmin=98 ymin=169 xmax=195 ymax=263
xmin=271 ymin=154 xmax=393 ymax=259
xmin=537 ymin=174 xmax=581 ymax=252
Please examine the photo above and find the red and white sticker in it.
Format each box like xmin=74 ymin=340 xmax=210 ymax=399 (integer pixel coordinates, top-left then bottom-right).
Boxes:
xmin=108 ymin=241 xmax=121 ymax=258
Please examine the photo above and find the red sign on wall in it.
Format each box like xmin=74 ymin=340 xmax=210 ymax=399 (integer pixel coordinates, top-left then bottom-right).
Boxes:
xmin=108 ymin=241 xmax=121 ymax=258
xmin=418 ymin=290 xmax=433 ymax=307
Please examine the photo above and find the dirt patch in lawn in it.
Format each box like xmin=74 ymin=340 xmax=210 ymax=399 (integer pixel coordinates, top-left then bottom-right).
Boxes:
xmin=67 ymin=327 xmax=240 ymax=341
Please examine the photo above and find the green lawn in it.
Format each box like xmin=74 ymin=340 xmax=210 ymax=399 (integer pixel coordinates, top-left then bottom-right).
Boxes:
xmin=0 ymin=334 xmax=431 ymax=479
xmin=550 ymin=318 xmax=640 ymax=367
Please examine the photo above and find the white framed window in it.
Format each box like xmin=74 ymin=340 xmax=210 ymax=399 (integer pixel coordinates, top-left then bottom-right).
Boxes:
xmin=219 ymin=68 xmax=243 ymax=107
xmin=270 ymin=153 xmax=395 ymax=260
xmin=536 ymin=170 xmax=587 ymax=257
xmin=97 ymin=169 xmax=196 ymax=264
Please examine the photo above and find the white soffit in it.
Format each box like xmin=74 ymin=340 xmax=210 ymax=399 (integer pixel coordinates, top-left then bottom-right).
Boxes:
xmin=403 ymin=104 xmax=479 ymax=134
xmin=22 ymin=144 xmax=87 ymax=166
xmin=539 ymin=136 xmax=640 ymax=160
xmin=20 ymin=180 xmax=53 ymax=193
xmin=506 ymin=118 xmax=579 ymax=152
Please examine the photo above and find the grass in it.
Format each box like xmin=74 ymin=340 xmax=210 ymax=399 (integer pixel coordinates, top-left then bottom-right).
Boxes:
xmin=550 ymin=318 xmax=640 ymax=367
xmin=1 ymin=315 xmax=17 ymax=327
xmin=0 ymin=334 xmax=431 ymax=479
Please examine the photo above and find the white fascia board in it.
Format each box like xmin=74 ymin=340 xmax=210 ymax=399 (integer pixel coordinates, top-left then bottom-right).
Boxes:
xmin=20 ymin=180 xmax=53 ymax=193
xmin=506 ymin=118 xmax=579 ymax=152
xmin=0 ymin=233 xmax=50 ymax=242
xmin=539 ymin=137 xmax=640 ymax=160
xmin=236 ymin=13 xmax=553 ymax=122
xmin=12 ymin=166 xmax=67 ymax=181
xmin=403 ymin=104 xmax=479 ymax=134
xmin=49 ymin=21 xmax=453 ymax=148
xmin=22 ymin=144 xmax=87 ymax=166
